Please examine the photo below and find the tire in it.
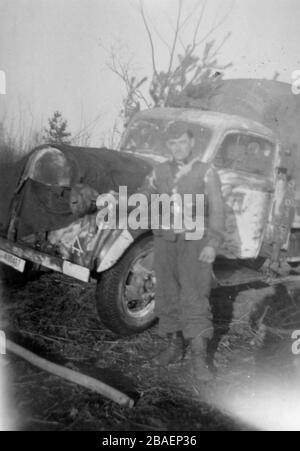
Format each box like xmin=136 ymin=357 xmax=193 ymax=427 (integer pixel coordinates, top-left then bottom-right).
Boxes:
xmin=95 ymin=235 xmax=157 ymax=336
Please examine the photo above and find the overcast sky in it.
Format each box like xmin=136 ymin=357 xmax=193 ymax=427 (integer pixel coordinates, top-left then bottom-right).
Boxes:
xmin=1 ymin=0 xmax=300 ymax=146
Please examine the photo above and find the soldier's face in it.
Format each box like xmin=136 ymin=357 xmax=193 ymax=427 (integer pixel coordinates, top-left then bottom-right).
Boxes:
xmin=166 ymin=133 xmax=195 ymax=161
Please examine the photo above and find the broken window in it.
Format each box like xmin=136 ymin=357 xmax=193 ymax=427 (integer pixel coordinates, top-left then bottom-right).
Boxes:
xmin=214 ymin=133 xmax=275 ymax=177
xmin=120 ymin=118 xmax=212 ymax=159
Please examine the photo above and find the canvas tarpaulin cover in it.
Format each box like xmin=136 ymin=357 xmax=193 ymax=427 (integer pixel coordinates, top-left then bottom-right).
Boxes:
xmin=0 ymin=156 xmax=27 ymax=236
xmin=0 ymin=145 xmax=151 ymax=239
xmin=205 ymin=79 xmax=300 ymax=196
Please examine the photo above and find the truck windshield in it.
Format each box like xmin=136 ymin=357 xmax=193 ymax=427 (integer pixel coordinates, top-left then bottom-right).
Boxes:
xmin=214 ymin=133 xmax=276 ymax=178
xmin=120 ymin=118 xmax=212 ymax=158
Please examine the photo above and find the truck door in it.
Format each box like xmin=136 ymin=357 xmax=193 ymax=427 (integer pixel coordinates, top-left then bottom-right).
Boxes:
xmin=213 ymin=133 xmax=276 ymax=259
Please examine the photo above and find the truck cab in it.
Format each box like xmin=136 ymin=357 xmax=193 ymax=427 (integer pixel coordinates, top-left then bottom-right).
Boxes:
xmin=120 ymin=107 xmax=292 ymax=265
xmin=0 ymin=105 xmax=297 ymax=337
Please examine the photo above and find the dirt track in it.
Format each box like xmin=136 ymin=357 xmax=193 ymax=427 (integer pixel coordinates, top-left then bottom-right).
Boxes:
xmin=1 ymin=271 xmax=300 ymax=431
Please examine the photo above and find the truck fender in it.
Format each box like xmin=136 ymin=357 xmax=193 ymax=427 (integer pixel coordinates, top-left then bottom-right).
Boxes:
xmin=96 ymin=229 xmax=134 ymax=273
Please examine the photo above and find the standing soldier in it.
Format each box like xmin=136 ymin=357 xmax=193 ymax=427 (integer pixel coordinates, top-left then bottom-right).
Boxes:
xmin=140 ymin=121 xmax=225 ymax=382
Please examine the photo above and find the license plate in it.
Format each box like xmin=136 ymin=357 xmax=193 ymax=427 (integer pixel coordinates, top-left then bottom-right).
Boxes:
xmin=0 ymin=249 xmax=26 ymax=273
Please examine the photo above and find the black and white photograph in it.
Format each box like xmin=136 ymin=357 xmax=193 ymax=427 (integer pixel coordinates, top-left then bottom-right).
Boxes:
xmin=1 ymin=0 xmax=300 ymax=433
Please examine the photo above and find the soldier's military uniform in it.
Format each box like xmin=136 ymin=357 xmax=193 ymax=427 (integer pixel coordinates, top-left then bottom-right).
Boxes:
xmin=144 ymin=158 xmax=224 ymax=336
xmin=139 ymin=122 xmax=225 ymax=379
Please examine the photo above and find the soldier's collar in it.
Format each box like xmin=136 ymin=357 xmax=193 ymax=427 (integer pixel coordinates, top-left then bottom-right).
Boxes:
xmin=170 ymin=154 xmax=194 ymax=167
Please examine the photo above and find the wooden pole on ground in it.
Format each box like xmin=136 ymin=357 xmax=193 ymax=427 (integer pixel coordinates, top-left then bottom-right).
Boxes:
xmin=5 ymin=338 xmax=135 ymax=408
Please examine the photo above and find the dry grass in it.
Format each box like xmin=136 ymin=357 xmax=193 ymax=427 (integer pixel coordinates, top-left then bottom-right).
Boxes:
xmin=0 ymin=144 xmax=22 ymax=165
xmin=0 ymin=273 xmax=239 ymax=430
xmin=1 ymin=271 xmax=300 ymax=430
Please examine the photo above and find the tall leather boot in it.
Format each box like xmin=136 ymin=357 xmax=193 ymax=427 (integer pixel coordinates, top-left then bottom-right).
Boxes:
xmin=153 ymin=332 xmax=185 ymax=366
xmin=190 ymin=335 xmax=213 ymax=382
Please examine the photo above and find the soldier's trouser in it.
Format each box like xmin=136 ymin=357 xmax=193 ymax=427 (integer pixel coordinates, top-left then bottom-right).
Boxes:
xmin=154 ymin=235 xmax=213 ymax=340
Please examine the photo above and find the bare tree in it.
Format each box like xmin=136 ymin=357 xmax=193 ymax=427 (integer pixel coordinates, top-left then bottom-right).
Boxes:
xmin=71 ymin=109 xmax=104 ymax=147
xmin=105 ymin=42 xmax=150 ymax=126
xmin=105 ymin=0 xmax=233 ymax=129
xmin=0 ymin=103 xmax=44 ymax=160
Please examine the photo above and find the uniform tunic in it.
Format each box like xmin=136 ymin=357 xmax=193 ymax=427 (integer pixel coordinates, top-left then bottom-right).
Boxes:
xmin=140 ymin=156 xmax=225 ymax=339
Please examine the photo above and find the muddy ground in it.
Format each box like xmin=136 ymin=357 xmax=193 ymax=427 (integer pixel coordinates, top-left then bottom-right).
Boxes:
xmin=1 ymin=269 xmax=300 ymax=431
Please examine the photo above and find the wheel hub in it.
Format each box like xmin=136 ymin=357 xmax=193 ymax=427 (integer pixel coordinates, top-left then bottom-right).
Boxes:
xmin=124 ymin=252 xmax=155 ymax=318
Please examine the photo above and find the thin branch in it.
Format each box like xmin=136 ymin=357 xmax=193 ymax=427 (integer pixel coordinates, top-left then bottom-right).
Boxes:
xmin=107 ymin=51 xmax=129 ymax=84
xmin=178 ymin=35 xmax=187 ymax=52
xmin=167 ymin=0 xmax=183 ymax=75
xmin=147 ymin=16 xmax=172 ymax=53
xmin=71 ymin=112 xmax=103 ymax=142
xmin=179 ymin=0 xmax=205 ymax=31
xmin=192 ymin=0 xmax=207 ymax=49
xmin=209 ymin=31 xmax=232 ymax=59
xmin=135 ymin=89 xmax=152 ymax=109
xmin=195 ymin=1 xmax=234 ymax=47
xmin=139 ymin=0 xmax=158 ymax=76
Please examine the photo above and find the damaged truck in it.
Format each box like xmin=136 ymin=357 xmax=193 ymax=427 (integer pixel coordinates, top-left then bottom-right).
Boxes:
xmin=1 ymin=78 xmax=300 ymax=336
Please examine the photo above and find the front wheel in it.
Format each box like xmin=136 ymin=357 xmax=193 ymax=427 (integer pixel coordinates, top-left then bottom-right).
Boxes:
xmin=95 ymin=235 xmax=157 ymax=336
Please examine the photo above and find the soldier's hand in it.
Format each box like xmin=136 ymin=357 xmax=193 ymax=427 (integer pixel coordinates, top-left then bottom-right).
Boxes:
xmin=199 ymin=246 xmax=216 ymax=264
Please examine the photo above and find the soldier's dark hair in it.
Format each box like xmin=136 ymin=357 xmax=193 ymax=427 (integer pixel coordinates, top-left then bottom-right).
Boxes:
xmin=165 ymin=121 xmax=194 ymax=140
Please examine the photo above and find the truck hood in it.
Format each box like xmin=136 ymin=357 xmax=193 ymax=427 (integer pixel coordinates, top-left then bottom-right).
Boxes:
xmin=0 ymin=144 xmax=154 ymax=238
xmin=51 ymin=144 xmax=154 ymax=194
xmin=122 ymin=149 xmax=167 ymax=165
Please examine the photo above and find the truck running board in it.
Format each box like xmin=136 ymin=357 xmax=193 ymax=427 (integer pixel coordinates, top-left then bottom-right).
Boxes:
xmin=214 ymin=261 xmax=300 ymax=287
